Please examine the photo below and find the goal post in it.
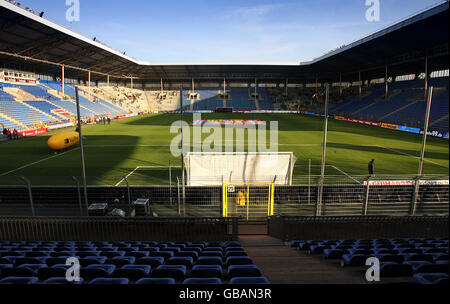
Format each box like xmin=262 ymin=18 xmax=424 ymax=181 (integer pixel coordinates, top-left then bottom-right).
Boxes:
xmin=222 ymin=182 xmax=274 ymax=221
xmin=185 ymin=152 xmax=296 ymax=186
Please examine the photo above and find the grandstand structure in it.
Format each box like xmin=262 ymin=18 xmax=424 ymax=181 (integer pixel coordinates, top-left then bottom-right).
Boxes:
xmin=0 ymin=0 xmax=448 ymax=287
xmin=0 ymin=0 xmax=448 ymax=134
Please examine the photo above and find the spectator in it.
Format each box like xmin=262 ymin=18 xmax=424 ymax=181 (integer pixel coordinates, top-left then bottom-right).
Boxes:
xmin=107 ymin=117 xmax=111 ymax=125
xmin=368 ymin=159 xmax=375 ymax=176
xmin=6 ymin=129 xmax=12 ymax=140
xmin=12 ymin=129 xmax=18 ymax=139
xmin=2 ymin=128 xmax=7 ymax=135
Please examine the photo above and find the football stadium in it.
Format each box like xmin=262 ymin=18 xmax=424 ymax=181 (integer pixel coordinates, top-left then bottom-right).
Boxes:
xmin=0 ymin=0 xmax=448 ymax=292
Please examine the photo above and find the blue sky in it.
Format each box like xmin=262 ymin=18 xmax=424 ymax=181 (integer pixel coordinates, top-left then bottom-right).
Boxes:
xmin=16 ymin=0 xmax=443 ymax=63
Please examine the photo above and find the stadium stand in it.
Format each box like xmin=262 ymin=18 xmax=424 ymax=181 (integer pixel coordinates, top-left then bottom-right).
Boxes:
xmin=329 ymin=77 xmax=449 ymax=131
xmin=291 ymin=237 xmax=449 ymax=284
xmin=0 ymin=240 xmax=268 ymax=284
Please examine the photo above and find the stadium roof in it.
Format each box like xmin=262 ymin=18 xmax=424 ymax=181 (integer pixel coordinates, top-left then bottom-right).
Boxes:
xmin=0 ymin=0 xmax=448 ymax=83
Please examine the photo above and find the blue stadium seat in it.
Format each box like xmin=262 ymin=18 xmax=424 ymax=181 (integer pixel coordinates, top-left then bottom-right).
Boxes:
xmin=126 ymin=251 xmax=149 ymax=259
xmin=82 ymin=264 xmax=116 ymax=280
xmin=413 ymin=273 xmax=449 ymax=284
xmin=0 ymin=277 xmax=39 ymax=284
xmin=175 ymin=251 xmax=199 ymax=260
xmin=225 ymin=251 xmax=248 ymax=258
xmin=100 ymin=251 xmax=126 ymax=258
xmin=228 ymin=265 xmax=262 ymax=278
xmin=79 ymin=256 xmax=108 ymax=266
xmin=113 ymin=265 xmax=151 ymax=280
xmin=38 ymin=264 xmax=71 ymax=280
xmin=151 ymin=265 xmax=186 ymax=281
xmin=380 ymin=262 xmax=413 ymax=277
xmin=183 ymin=278 xmax=222 ymax=284
xmin=149 ymin=251 xmax=174 ymax=260
xmin=136 ymin=278 xmax=175 ymax=284
xmin=166 ymin=257 xmax=194 ymax=268
xmin=200 ymin=251 xmax=223 ymax=257
xmin=229 ymin=277 xmax=269 ymax=284
xmin=108 ymin=256 xmax=136 ymax=267
xmin=341 ymin=254 xmax=369 ymax=266
xmin=89 ymin=278 xmax=129 ymax=284
xmin=136 ymin=257 xmax=165 ymax=268
xmin=43 ymin=277 xmax=84 ymax=284
xmin=190 ymin=265 xmax=223 ymax=279
xmin=196 ymin=257 xmax=223 ymax=266
xmin=226 ymin=256 xmax=253 ymax=267
xmin=324 ymin=249 xmax=348 ymax=259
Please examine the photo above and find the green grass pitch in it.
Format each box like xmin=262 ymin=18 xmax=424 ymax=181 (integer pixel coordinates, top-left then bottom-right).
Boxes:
xmin=0 ymin=113 xmax=448 ymax=186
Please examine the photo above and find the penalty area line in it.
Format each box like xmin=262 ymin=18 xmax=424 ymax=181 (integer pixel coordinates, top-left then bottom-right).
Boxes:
xmin=0 ymin=148 xmax=79 ymax=177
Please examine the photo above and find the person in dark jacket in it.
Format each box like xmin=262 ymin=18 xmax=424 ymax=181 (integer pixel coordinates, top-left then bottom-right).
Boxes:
xmin=368 ymin=159 xmax=375 ymax=176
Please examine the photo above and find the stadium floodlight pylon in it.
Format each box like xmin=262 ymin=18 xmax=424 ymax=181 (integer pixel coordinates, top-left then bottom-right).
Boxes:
xmin=222 ymin=182 xmax=274 ymax=221
xmin=184 ymin=152 xmax=296 ymax=186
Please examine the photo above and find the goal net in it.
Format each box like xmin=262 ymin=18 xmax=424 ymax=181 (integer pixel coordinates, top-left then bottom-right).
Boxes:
xmin=184 ymin=152 xmax=296 ymax=186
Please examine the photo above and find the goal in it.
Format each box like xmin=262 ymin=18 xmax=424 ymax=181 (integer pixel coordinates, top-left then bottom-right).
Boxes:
xmin=184 ymin=152 xmax=296 ymax=186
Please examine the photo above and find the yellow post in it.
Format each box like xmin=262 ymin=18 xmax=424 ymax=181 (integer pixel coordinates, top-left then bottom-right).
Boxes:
xmin=246 ymin=184 xmax=250 ymax=221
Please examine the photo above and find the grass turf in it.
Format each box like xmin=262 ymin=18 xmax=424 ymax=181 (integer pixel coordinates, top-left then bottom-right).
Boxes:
xmin=0 ymin=113 xmax=448 ymax=185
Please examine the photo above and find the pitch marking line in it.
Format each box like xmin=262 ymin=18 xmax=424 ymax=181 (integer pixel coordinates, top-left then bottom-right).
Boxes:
xmin=330 ymin=165 xmax=361 ymax=184
xmin=0 ymin=148 xmax=79 ymax=177
xmin=115 ymin=165 xmax=182 ymax=186
xmin=376 ymin=145 xmax=449 ymax=169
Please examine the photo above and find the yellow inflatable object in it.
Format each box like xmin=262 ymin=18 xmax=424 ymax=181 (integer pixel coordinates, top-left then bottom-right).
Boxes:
xmin=48 ymin=131 xmax=80 ymax=150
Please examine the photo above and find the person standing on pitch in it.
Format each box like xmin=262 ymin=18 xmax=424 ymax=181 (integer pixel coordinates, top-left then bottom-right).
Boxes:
xmin=368 ymin=159 xmax=375 ymax=176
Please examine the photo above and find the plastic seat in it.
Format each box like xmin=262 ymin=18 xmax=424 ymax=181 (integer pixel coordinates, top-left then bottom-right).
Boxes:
xmin=113 ymin=265 xmax=151 ymax=280
xmin=89 ymin=278 xmax=129 ymax=284
xmin=1 ymin=264 xmax=47 ymax=277
xmin=226 ymin=256 xmax=253 ymax=267
xmin=183 ymin=278 xmax=222 ymax=284
xmin=76 ymin=251 xmax=100 ymax=258
xmin=225 ymin=251 xmax=248 ymax=258
xmin=151 ymin=265 xmax=186 ymax=281
xmin=100 ymin=251 xmax=126 ymax=258
xmin=197 ymin=257 xmax=223 ymax=266
xmin=229 ymin=277 xmax=269 ymax=284
xmin=413 ymin=273 xmax=449 ymax=284
xmin=375 ymin=254 xmax=404 ymax=263
xmin=207 ymin=241 xmax=223 ymax=247
xmin=108 ymin=256 xmax=136 ymax=267
xmin=380 ymin=262 xmax=413 ymax=277
xmin=0 ymin=277 xmax=39 ymax=284
xmin=136 ymin=257 xmax=165 ymax=268
xmin=79 ymin=256 xmax=107 ymax=266
xmin=38 ymin=265 xmax=71 ymax=280
xmin=228 ymin=265 xmax=261 ymax=278
xmin=324 ymin=249 xmax=348 ymax=259
xmin=149 ymin=251 xmax=173 ymax=260
xmin=406 ymin=261 xmax=448 ymax=274
xmin=126 ymin=251 xmax=149 ymax=259
xmin=15 ymin=257 xmax=48 ymax=265
xmin=404 ymin=254 xmax=434 ymax=262
xmin=82 ymin=264 xmax=116 ymax=280
xmin=175 ymin=251 xmax=199 ymax=260
xmin=43 ymin=277 xmax=84 ymax=284
xmin=200 ymin=251 xmax=223 ymax=257
xmin=166 ymin=257 xmax=194 ymax=268
xmin=190 ymin=265 xmax=223 ymax=279
xmin=341 ymin=254 xmax=369 ymax=267
xmin=136 ymin=278 xmax=175 ymax=284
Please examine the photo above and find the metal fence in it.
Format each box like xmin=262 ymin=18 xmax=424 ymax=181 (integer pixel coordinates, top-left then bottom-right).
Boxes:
xmin=0 ymin=174 xmax=447 ymax=218
xmin=268 ymin=215 xmax=449 ymax=241
xmin=0 ymin=216 xmax=238 ymax=242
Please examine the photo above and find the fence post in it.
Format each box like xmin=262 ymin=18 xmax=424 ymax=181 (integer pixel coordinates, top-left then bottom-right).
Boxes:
xmin=308 ymin=159 xmax=311 ymax=205
xmin=72 ymin=176 xmax=83 ymax=216
xmin=177 ymin=177 xmax=181 ymax=215
xmin=315 ymin=176 xmax=323 ymax=216
xmin=21 ymin=176 xmax=35 ymax=216
xmin=169 ymin=160 xmax=172 ymax=206
xmin=232 ymin=217 xmax=239 ymax=241
xmin=123 ymin=176 xmax=132 ymax=215
xmin=410 ymin=175 xmax=422 ymax=215
xmin=362 ymin=176 xmax=371 ymax=216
